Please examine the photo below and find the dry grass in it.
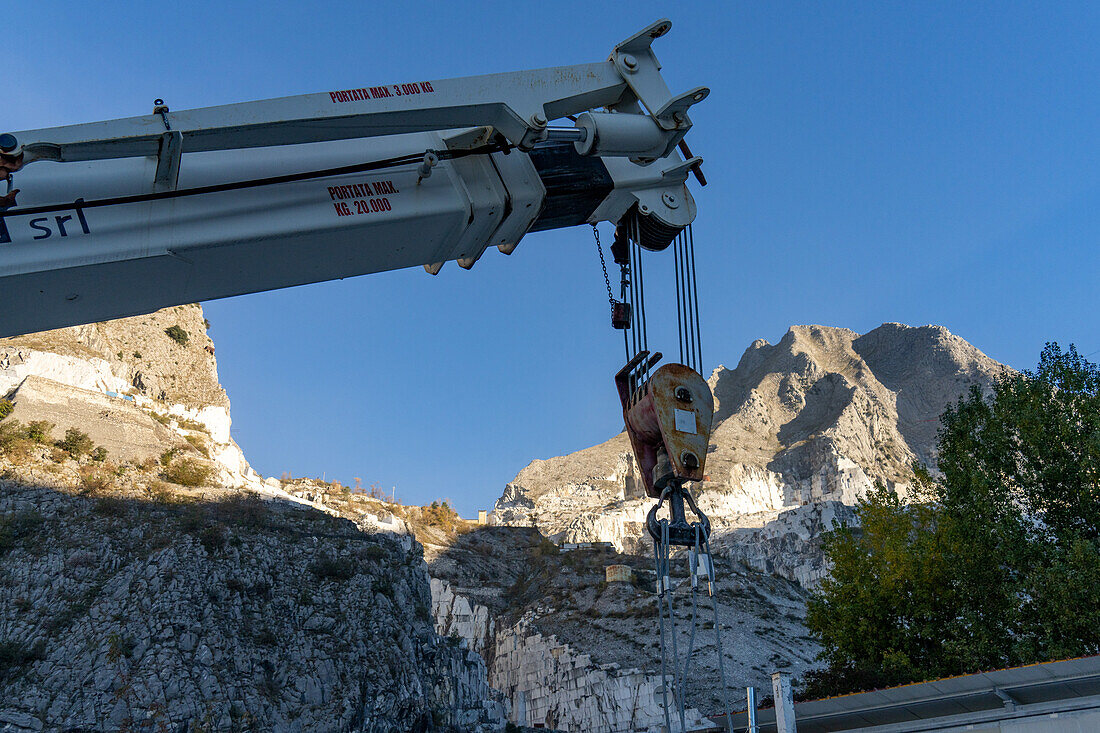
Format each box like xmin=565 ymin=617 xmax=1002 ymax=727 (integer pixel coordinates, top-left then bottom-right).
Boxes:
xmin=164 ymin=458 xmax=213 ymax=488
xmin=184 ymin=434 xmax=209 ymax=458
xmin=177 ymin=417 xmax=207 ymax=433
xmin=79 ymin=465 xmax=114 ymax=494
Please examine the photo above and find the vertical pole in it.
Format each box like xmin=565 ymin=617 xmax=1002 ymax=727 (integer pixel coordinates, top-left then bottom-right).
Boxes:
xmin=746 ymin=686 xmax=758 ymax=733
xmin=771 ymin=671 xmax=796 ymax=733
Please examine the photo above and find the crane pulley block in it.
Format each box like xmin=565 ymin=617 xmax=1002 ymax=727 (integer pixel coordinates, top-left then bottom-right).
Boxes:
xmin=615 ymin=352 xmax=714 ymax=499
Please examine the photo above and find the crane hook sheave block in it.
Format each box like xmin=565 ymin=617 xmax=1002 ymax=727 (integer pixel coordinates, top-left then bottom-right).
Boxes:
xmin=616 ymin=355 xmax=714 ymax=499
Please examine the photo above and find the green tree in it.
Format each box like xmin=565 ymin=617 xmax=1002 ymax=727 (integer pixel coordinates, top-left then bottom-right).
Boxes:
xmin=57 ymin=428 xmax=95 ymax=458
xmin=23 ymin=421 xmax=54 ymax=444
xmin=805 ymin=344 xmax=1100 ymax=698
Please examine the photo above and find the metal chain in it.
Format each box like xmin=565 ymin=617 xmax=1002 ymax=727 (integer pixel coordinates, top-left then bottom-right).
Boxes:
xmin=592 ymin=225 xmax=616 ymax=308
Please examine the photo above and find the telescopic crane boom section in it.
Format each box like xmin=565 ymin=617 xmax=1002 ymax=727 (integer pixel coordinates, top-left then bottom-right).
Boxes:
xmin=0 ymin=18 xmax=706 ymax=339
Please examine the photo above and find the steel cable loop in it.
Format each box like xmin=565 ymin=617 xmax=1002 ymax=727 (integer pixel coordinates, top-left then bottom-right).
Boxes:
xmin=624 ymin=236 xmax=633 ymax=363
xmin=677 ymin=228 xmax=686 ymax=365
xmin=634 ymin=214 xmax=651 ymax=387
xmin=684 ymin=233 xmax=695 ymax=371
xmin=660 ymin=520 xmax=688 ymax=731
xmin=634 ymin=233 xmax=643 ymax=381
xmin=683 ymin=228 xmax=697 ymax=373
xmin=635 ymin=227 xmax=643 ymax=383
xmin=675 ymin=232 xmax=685 ymax=370
xmin=653 ymin=536 xmax=673 ymax=732
xmin=680 ymin=526 xmax=702 ymax=711
xmin=703 ymin=533 xmax=734 ymax=731
xmin=633 ymin=220 xmax=642 ymax=367
xmin=628 ymin=222 xmax=640 ymax=373
xmin=674 ymin=231 xmax=686 ymax=366
xmin=622 ymin=318 xmax=631 ymax=365
xmin=629 ymin=230 xmax=637 ymax=382
xmin=674 ymin=233 xmax=681 ymax=366
xmin=676 ymin=230 xmax=696 ymax=372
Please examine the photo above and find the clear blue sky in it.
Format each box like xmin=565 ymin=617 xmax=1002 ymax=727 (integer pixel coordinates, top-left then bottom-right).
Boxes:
xmin=11 ymin=2 xmax=1100 ymax=515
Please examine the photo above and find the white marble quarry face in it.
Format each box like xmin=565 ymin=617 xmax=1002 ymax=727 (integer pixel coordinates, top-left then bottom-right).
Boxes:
xmin=0 ymin=306 xmax=260 ymax=489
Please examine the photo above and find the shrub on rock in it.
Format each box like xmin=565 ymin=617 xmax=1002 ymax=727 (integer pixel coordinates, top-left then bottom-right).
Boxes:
xmin=165 ymin=458 xmax=212 ymax=488
xmin=57 ymin=428 xmax=94 ymax=458
xmin=164 ymin=325 xmax=189 ymax=346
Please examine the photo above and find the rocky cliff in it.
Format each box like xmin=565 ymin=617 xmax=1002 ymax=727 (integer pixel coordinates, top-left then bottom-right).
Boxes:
xmin=424 ymin=527 xmax=817 ymax=732
xmin=416 ymin=322 xmax=1008 ymax=729
xmin=492 ymin=323 xmax=1007 ymax=584
xmin=0 ymin=310 xmax=1011 ymax=732
xmin=0 ymin=305 xmax=257 ymax=488
xmin=0 ymin=478 xmax=504 ymax=730
xmin=0 ymin=306 xmax=508 ymax=732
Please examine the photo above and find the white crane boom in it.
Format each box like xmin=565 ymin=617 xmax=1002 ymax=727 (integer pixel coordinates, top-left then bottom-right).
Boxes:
xmin=0 ymin=19 xmax=706 ymax=339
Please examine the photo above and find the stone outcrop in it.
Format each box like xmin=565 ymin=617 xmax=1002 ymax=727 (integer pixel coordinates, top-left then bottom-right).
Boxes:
xmin=0 ymin=306 xmax=519 ymax=731
xmin=1 ymin=304 xmax=228 ymax=412
xmin=492 ymin=323 xmax=1007 ymax=585
xmin=426 ymin=525 xmax=818 ymax=732
xmin=5 ymin=376 xmax=192 ymax=464
xmin=0 ymin=305 xmax=258 ymax=487
xmin=0 ymin=481 xmax=505 ymax=731
xmin=431 ymin=576 xmax=714 ymax=733
xmin=491 ymin=614 xmax=710 ymax=733
xmin=433 ymin=578 xmax=497 ymax=664
xmin=0 ymin=307 xmax=1012 ymax=731
xmin=716 ymin=501 xmax=859 ymax=587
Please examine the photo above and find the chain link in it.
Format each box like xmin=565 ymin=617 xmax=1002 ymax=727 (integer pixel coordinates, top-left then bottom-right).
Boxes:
xmin=592 ymin=225 xmax=616 ymax=307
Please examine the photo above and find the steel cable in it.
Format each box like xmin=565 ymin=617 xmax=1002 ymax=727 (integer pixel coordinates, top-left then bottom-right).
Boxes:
xmin=704 ymin=534 xmax=734 ymax=731
xmin=684 ymin=229 xmax=698 ymax=372
xmin=633 ymin=226 xmax=642 ymax=363
xmin=674 ymin=231 xmax=686 ymax=366
xmin=680 ymin=529 xmax=702 ymax=711
xmin=688 ymin=224 xmax=703 ymax=371
xmin=653 ymin=535 xmax=673 ymax=732
xmin=661 ymin=521 xmax=688 ymax=732
xmin=684 ymin=229 xmax=691 ymax=368
xmin=638 ymin=242 xmax=642 ymax=383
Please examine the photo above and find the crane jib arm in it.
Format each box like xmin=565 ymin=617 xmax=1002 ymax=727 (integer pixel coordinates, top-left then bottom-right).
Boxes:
xmin=0 ymin=19 xmax=707 ymax=338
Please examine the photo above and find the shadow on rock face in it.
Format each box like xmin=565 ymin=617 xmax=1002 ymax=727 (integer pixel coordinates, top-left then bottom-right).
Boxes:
xmin=0 ymin=480 xmax=503 ymax=732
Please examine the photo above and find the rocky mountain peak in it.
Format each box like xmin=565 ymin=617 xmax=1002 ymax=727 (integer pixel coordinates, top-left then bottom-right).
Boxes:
xmin=0 ymin=304 xmax=256 ymax=486
xmin=492 ymin=322 xmax=1008 ymax=582
xmin=1 ymin=303 xmax=228 ymax=411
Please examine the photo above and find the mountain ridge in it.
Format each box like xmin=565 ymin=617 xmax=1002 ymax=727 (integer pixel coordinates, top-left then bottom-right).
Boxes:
xmin=491 ymin=322 xmax=1008 ymax=578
